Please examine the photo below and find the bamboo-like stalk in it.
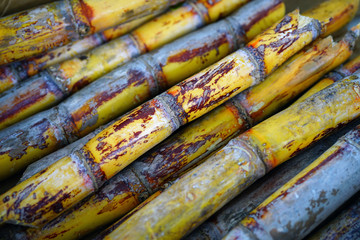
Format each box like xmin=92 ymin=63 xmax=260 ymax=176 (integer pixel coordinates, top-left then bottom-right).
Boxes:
xmin=10 ymin=20 xmax=358 ymax=240
xmin=0 ymin=0 xmax=185 ymax=64
xmin=306 ymin=192 xmax=360 ymax=240
xmin=0 ymin=9 xmax=324 ymax=228
xmin=98 ymin=70 xmax=360 ymax=240
xmin=224 ymin=124 xmax=360 ymax=240
xmin=0 ymin=0 xmax=255 ymax=131
xmin=0 ymin=13 xmax=158 ymax=94
xmin=0 ymin=0 xmax=285 ymax=180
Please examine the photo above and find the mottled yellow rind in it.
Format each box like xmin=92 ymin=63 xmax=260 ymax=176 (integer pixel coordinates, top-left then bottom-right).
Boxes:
xmin=0 ymin=155 xmax=95 ymax=227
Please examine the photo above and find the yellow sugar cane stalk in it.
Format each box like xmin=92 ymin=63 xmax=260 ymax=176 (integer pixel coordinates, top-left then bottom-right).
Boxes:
xmin=99 ymin=70 xmax=360 ymax=240
xmin=0 ymin=0 xmax=285 ymax=180
xmin=0 ymin=9 xmax=324 ymax=228
xmin=0 ymin=0 xmax=255 ymax=131
xmin=224 ymin=124 xmax=360 ymax=240
xmin=0 ymin=0 xmax=185 ymax=65
xmin=8 ymin=21 xmax=357 ymax=239
xmin=0 ymin=13 xmax=158 ymax=94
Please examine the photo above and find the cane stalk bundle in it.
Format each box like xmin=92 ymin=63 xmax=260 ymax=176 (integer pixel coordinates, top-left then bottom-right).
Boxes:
xmin=184 ymin=51 xmax=360 ymax=240
xmin=8 ymin=17 xmax=358 ymax=240
xmin=224 ymin=123 xmax=360 ymax=240
xmin=0 ymin=0 xmax=185 ymax=64
xmin=99 ymin=67 xmax=360 ymax=239
xmin=0 ymin=7 xmax=327 ymax=227
xmin=0 ymin=13 xmax=158 ymax=94
xmin=0 ymin=0 xmax=257 ymax=130
xmin=0 ymin=0 xmax=285 ymax=180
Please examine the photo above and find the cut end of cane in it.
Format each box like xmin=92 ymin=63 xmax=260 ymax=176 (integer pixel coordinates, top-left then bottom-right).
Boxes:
xmin=303 ymin=0 xmax=359 ymax=37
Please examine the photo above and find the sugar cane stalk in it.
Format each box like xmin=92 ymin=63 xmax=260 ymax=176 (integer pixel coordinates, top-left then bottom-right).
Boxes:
xmin=98 ymin=68 xmax=360 ymax=239
xmin=0 ymin=0 xmax=285 ymax=180
xmin=0 ymin=0 xmax=256 ymax=131
xmin=10 ymin=18 xmax=358 ymax=240
xmin=0 ymin=13 xmax=158 ymax=94
xmin=224 ymin=124 xmax=360 ymax=240
xmin=0 ymin=0 xmax=185 ymax=64
xmin=0 ymin=9 xmax=325 ymax=227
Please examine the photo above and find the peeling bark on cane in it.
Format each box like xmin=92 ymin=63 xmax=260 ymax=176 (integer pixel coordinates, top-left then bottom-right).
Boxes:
xmin=0 ymin=0 xmax=285 ymax=180
xmin=0 ymin=10 xmax=323 ymax=228
xmin=0 ymin=0 xmax=185 ymax=64
xmin=0 ymin=0 xmax=254 ymax=131
xmin=100 ymin=71 xmax=360 ymax=240
xmin=224 ymin=125 xmax=360 ymax=240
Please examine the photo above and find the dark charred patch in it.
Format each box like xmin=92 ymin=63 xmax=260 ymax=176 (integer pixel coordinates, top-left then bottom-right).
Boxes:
xmin=79 ymin=55 xmax=88 ymax=61
xmin=331 ymin=188 xmax=339 ymax=196
xmin=167 ymin=34 xmax=228 ymax=63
